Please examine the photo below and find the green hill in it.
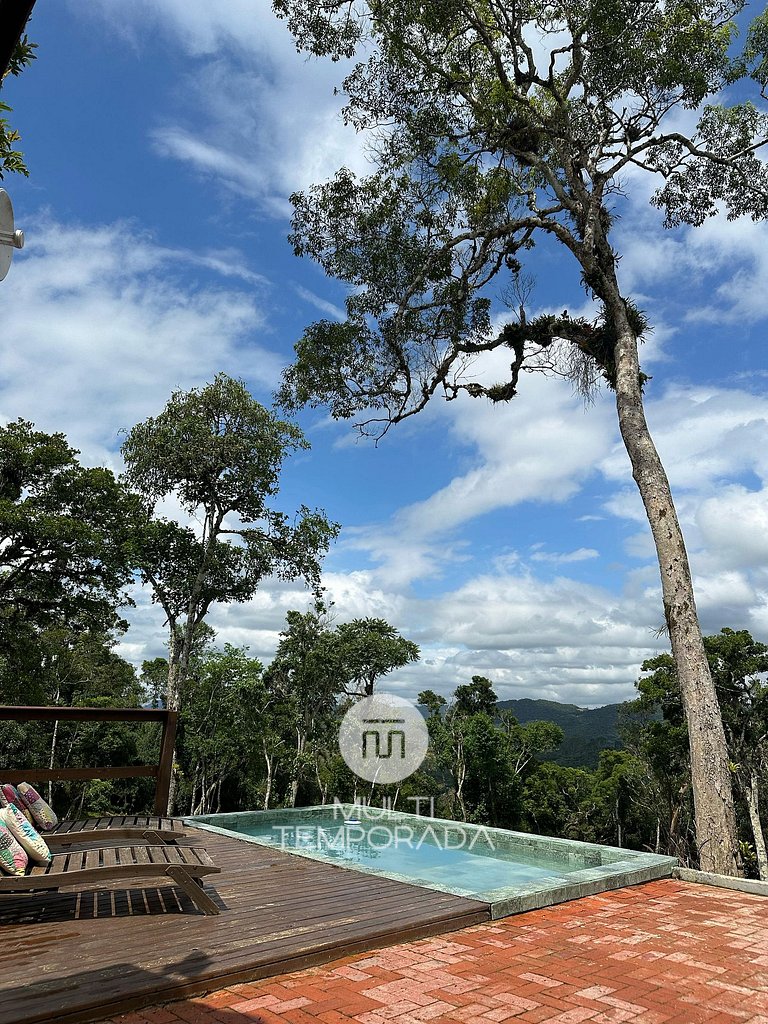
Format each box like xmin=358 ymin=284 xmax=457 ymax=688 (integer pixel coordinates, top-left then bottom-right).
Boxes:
xmin=496 ymin=698 xmax=625 ymax=768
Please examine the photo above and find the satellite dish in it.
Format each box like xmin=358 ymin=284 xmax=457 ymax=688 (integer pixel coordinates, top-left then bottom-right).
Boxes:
xmin=0 ymin=189 xmax=24 ymax=281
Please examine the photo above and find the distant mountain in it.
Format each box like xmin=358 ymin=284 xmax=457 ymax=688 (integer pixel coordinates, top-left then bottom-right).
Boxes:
xmin=416 ymin=695 xmax=631 ymax=768
xmin=496 ymin=698 xmax=625 ymax=769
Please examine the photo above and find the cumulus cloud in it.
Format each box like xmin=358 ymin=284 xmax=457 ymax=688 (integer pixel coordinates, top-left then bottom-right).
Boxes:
xmin=342 ymin=368 xmax=617 ymax=588
xmin=0 ymin=217 xmax=279 ymax=464
xmin=114 ymin=370 xmax=768 ymax=707
xmin=697 ymin=487 xmax=768 ymax=569
xmin=616 ymin=174 xmax=768 ymax=328
xmin=606 ymin=385 xmax=768 ymax=484
xmin=190 ymin=561 xmax=670 ymax=707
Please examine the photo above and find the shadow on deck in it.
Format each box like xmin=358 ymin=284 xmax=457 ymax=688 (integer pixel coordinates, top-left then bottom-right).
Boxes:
xmin=1 ymin=826 xmax=490 ymax=1024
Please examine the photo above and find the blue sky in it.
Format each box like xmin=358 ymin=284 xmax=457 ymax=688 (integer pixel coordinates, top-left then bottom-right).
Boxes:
xmin=3 ymin=1 xmax=768 ymax=707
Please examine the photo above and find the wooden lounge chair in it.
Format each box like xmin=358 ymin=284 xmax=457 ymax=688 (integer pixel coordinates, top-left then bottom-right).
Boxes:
xmin=0 ymin=844 xmax=221 ymax=915
xmin=45 ymin=815 xmax=187 ymax=846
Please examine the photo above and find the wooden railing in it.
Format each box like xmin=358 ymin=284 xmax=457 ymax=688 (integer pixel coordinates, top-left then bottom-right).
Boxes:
xmin=0 ymin=706 xmax=178 ymax=815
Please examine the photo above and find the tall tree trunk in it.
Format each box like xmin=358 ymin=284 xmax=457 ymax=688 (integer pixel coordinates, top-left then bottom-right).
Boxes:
xmin=606 ymin=284 xmax=740 ymax=876
xmin=190 ymin=765 xmax=200 ymax=816
xmin=289 ymin=730 xmax=305 ymax=808
xmin=669 ymin=784 xmax=691 ymax=863
xmin=75 ymin=784 xmax=87 ymax=820
xmin=263 ymin=743 xmax=274 ymax=810
xmin=47 ymin=684 xmax=60 ymax=807
xmin=745 ymin=770 xmax=768 ymax=881
xmin=165 ymin=629 xmax=183 ymax=814
xmin=314 ymin=759 xmax=328 ymax=804
xmin=202 ymin=779 xmax=217 ymax=814
xmin=455 ymin=749 xmax=467 ymax=822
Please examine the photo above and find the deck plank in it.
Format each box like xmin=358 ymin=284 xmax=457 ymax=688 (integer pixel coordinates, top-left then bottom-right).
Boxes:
xmin=0 ymin=826 xmax=489 ymax=1024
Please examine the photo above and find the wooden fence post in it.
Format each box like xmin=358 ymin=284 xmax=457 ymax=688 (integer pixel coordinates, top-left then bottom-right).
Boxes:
xmin=155 ymin=710 xmax=178 ymax=815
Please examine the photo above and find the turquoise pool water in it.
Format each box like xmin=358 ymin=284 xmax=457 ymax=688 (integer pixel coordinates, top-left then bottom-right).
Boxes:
xmin=239 ymin=815 xmax=580 ymax=890
xmin=188 ymin=804 xmax=677 ymax=917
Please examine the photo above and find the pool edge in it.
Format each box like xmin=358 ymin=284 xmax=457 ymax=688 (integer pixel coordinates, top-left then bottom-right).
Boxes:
xmin=184 ymin=807 xmax=677 ymax=920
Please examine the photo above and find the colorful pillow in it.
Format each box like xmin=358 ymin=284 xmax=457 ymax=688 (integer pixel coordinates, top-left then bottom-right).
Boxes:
xmin=0 ymin=784 xmax=33 ymax=823
xmin=0 ymin=804 xmax=51 ymax=865
xmin=0 ymin=819 xmax=28 ymax=875
xmin=16 ymin=783 xmax=58 ymax=831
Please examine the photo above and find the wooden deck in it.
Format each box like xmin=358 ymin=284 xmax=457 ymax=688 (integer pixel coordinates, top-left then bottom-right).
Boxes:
xmin=0 ymin=826 xmax=490 ymax=1024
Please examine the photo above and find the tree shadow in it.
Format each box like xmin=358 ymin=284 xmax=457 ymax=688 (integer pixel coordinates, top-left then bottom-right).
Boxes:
xmin=0 ymin=949 xmax=217 ymax=1024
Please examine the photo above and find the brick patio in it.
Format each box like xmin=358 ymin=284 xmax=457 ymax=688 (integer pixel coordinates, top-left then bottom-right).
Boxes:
xmin=101 ymin=880 xmax=768 ymax=1024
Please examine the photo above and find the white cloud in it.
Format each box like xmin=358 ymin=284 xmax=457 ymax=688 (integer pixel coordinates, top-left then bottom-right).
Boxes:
xmin=601 ymin=384 xmax=768 ymax=494
xmin=293 ymin=285 xmax=346 ymax=322
xmin=116 ymin=373 xmax=768 ymax=706
xmin=80 ymin=1 xmax=371 ymax=214
xmin=693 ymin=570 xmax=757 ymax=621
xmin=530 ymin=547 xmax=599 ymax=564
xmin=115 ymin=556 xmax=664 ymax=707
xmin=81 ymin=0 xmax=301 ymax=57
xmin=0 ymin=217 xmax=280 ymax=464
xmin=617 ymin=187 xmax=768 ymax=327
xmin=344 ymin=369 xmax=616 ymax=588
xmin=681 ymin=217 xmax=768 ymax=325
xmin=150 ymin=129 xmax=266 ymax=199
xmin=697 ymin=486 xmax=768 ymax=569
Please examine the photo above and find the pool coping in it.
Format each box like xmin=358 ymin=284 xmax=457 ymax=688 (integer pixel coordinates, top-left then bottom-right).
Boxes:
xmin=186 ymin=805 xmax=677 ymax=920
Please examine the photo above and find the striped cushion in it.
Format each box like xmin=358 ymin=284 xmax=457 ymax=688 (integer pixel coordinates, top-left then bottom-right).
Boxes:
xmin=16 ymin=783 xmax=58 ymax=831
xmin=0 ymin=784 xmax=33 ymax=824
xmin=0 ymin=804 xmax=50 ymax=865
xmin=0 ymin=820 xmax=28 ymax=875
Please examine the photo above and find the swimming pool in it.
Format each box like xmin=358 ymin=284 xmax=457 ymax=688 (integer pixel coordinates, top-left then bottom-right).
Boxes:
xmin=187 ymin=804 xmax=676 ymax=919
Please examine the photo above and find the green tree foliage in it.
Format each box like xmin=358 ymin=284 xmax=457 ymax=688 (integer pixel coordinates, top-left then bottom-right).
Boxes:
xmin=521 ymin=761 xmax=593 ymax=838
xmin=627 ymin=628 xmax=768 ymax=873
xmin=419 ymin=676 xmax=563 ymax=826
xmin=0 ymin=33 xmax=36 ymax=177
xmin=501 ymin=713 xmax=565 ymax=778
xmin=582 ymin=748 xmax=654 ymax=849
xmin=454 ymin=676 xmax=498 ymax=717
xmin=264 ymin=606 xmax=344 ymax=806
xmin=0 ymin=419 xmax=137 ymax=701
xmin=705 ymin=629 xmax=768 ymax=878
xmin=622 ymin=652 xmax=697 ymax=861
xmin=121 ymin=374 xmax=340 ymax=723
xmin=177 ymin=644 xmax=272 ymax=815
xmin=1 ymin=633 xmax=156 ymax=818
xmin=0 ymin=419 xmax=137 ymax=629
xmin=264 ymin=607 xmax=421 ymax=804
xmin=332 ymin=617 xmax=420 ymax=697
xmin=115 ymin=610 xmax=422 ymax=816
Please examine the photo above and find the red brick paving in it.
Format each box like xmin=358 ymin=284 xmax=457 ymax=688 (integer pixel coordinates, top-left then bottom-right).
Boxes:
xmin=102 ymin=880 xmax=768 ymax=1024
